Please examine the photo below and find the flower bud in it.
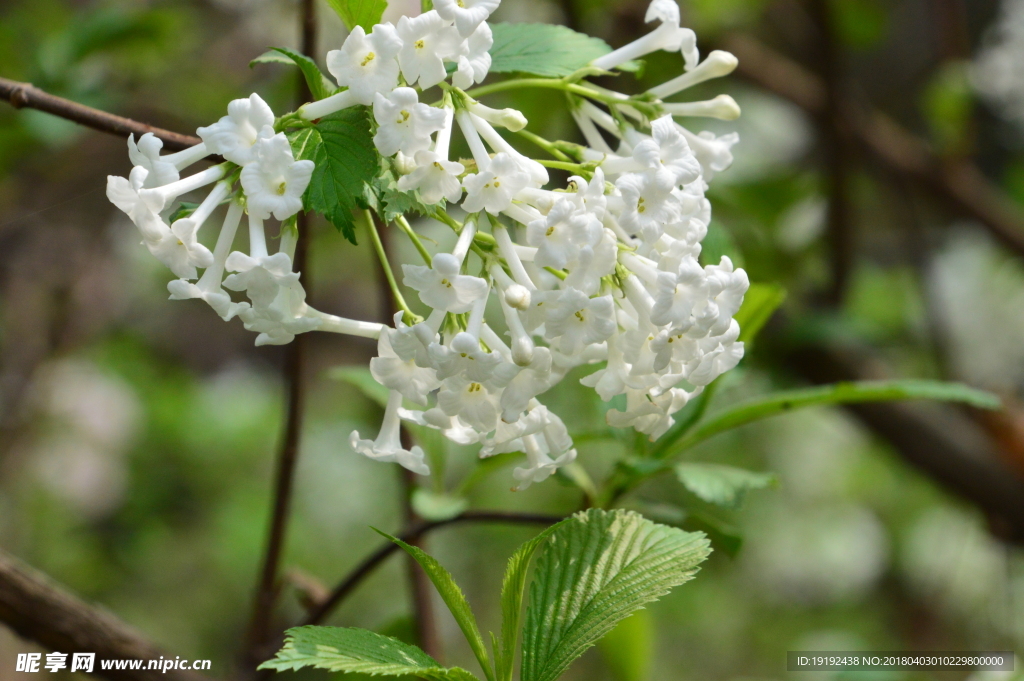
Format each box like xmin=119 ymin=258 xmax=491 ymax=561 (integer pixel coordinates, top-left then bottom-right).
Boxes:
xmin=504 ymin=283 xmax=532 ymax=310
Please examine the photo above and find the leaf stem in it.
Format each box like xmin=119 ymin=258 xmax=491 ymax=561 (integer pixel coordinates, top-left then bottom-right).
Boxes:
xmin=395 ymin=215 xmax=433 ymax=265
xmin=364 ymin=210 xmax=419 ymax=323
xmin=514 ymin=129 xmax=572 ymax=162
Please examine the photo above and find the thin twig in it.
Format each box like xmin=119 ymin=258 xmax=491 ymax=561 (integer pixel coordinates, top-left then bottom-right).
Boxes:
xmin=0 ymin=77 xmax=201 ymax=151
xmin=0 ymin=549 xmax=214 ymax=681
xmin=302 ymin=511 xmax=566 ymax=626
xmin=242 ymin=0 xmax=317 ymax=670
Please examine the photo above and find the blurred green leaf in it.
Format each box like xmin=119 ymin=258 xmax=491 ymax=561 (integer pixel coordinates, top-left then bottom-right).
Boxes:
xmin=831 ymin=0 xmax=888 ymax=50
xmin=734 ymin=283 xmax=786 ymax=345
xmin=377 ymin=530 xmax=495 ymax=681
xmin=252 ymin=47 xmax=333 ymax=101
xmin=325 ymin=0 xmax=388 ymax=33
xmin=495 ymin=519 xmax=567 ymax=681
xmin=168 ymin=202 xmax=200 ymax=224
xmin=662 ymin=380 xmax=1002 ymax=457
xmin=330 ymin=365 xmax=389 ymax=408
xmin=411 ymin=489 xmax=468 ymax=521
xmin=489 ymin=23 xmax=614 ymax=77
xmin=675 ymin=463 xmax=776 ymax=509
xmin=597 ymin=611 xmax=652 ymax=681
xmin=259 ymin=625 xmax=480 ymax=679
xmin=922 ymin=61 xmax=974 ymax=154
xmin=522 ymin=509 xmax=710 ymax=681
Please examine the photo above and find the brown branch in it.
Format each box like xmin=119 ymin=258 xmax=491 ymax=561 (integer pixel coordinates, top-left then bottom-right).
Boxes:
xmin=721 ymin=34 xmax=1024 ymax=260
xmin=0 ymin=77 xmax=201 ymax=151
xmin=303 ymin=511 xmax=566 ymax=626
xmin=0 ymin=549 xmax=214 ymax=681
xmin=242 ymin=0 xmax=318 ymax=671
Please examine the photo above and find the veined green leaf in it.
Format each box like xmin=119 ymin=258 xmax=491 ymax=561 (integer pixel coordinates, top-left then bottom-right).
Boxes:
xmin=675 ymin=463 xmax=776 ymax=509
xmin=521 ymin=509 xmax=710 ymax=681
xmin=734 ymin=283 xmax=786 ymax=345
xmin=660 ymin=379 xmax=1002 ymax=457
xmin=259 ymin=625 xmax=480 ymax=680
xmin=251 ymin=46 xmax=332 ymax=101
xmin=489 ymin=23 xmax=615 ymax=77
xmin=325 ymin=0 xmax=388 ymax=32
xmin=377 ymin=531 xmax=496 ymax=681
xmin=495 ymin=519 xmax=568 ymax=681
xmin=296 ymin=107 xmax=376 ymax=244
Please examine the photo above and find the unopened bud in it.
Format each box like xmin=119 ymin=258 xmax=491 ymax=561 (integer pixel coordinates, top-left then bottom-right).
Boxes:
xmin=504 ymin=284 xmax=532 ymax=310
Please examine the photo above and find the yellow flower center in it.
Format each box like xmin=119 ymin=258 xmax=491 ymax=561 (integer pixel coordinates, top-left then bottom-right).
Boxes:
xmin=440 ymin=278 xmax=452 ymax=288
xmin=574 ymin=310 xmax=585 ymax=321
xmin=468 ymin=382 xmax=482 ymax=392
xmin=276 ymin=181 xmax=287 ymax=195
xmin=361 ymin=51 xmax=376 ymax=67
xmin=637 ymin=197 xmax=646 ymax=214
xmin=415 ymin=39 xmax=425 ymax=49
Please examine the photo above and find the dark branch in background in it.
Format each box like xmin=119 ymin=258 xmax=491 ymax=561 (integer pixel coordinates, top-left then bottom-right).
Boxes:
xmin=303 ymin=511 xmax=565 ymax=626
xmin=0 ymin=77 xmax=201 ymax=151
xmin=242 ymin=0 xmax=317 ymax=671
xmin=0 ymin=550 xmax=214 ymax=681
xmin=806 ymin=0 xmax=854 ymax=306
xmin=722 ymin=34 xmax=1024 ymax=259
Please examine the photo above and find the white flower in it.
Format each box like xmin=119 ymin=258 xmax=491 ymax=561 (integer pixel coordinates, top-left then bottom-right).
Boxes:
xmin=399 ymin=407 xmax=482 ymax=446
xmin=563 ymin=229 xmax=617 ymax=296
xmin=677 ymin=126 xmax=739 ymax=180
xmin=606 ymin=387 xmax=691 ymax=440
xmin=649 ymin=255 xmax=708 ymax=329
xmin=434 ymin=0 xmax=500 ymax=37
xmin=461 ymin=153 xmax=531 ymax=215
xmin=632 ymin=115 xmax=702 ymax=189
xmin=543 ymin=289 xmax=617 ymax=355
xmin=436 ymin=376 xmax=501 ymax=433
xmin=704 ymin=256 xmax=748 ymax=335
xmin=372 ymin=88 xmax=447 ymax=157
xmin=403 ymin=253 xmax=489 ymax=313
xmin=590 ymin=0 xmax=697 ymax=71
xmin=616 ymin=172 xmax=682 ymax=242
xmin=500 ymin=347 xmax=555 ymax=422
xmin=326 ymin=24 xmax=403 ymax=106
xmin=526 ymin=198 xmax=602 ymax=270
xmin=196 ymin=93 xmax=275 ymax=165
xmin=397 ymin=150 xmax=465 ymax=204
xmin=239 ymin=133 xmax=315 ymax=221
xmin=223 ymin=250 xmax=309 ymax=320
xmin=512 ymin=414 xmax=576 ymax=490
xmin=397 ymin=11 xmax=462 ymax=89
xmin=351 ymin=390 xmax=430 ymax=475
xmin=428 ymin=332 xmax=513 ymax=383
xmin=128 ymin=134 xmax=179 ymax=188
xmin=371 ymin=328 xmax=441 ymax=405
xmin=452 ymin=22 xmax=494 ymax=89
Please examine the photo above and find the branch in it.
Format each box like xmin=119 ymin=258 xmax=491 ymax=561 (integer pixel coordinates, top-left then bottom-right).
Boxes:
xmin=722 ymin=34 xmax=1024 ymax=259
xmin=302 ymin=511 xmax=565 ymax=626
xmin=0 ymin=549 xmax=214 ymax=681
xmin=0 ymin=77 xmax=200 ymax=151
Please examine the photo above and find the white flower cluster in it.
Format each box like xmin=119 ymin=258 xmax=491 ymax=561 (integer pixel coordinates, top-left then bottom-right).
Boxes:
xmin=106 ymin=94 xmax=383 ymax=346
xmin=973 ymin=0 xmax=1024 ymax=125
xmin=103 ymin=0 xmax=749 ymax=489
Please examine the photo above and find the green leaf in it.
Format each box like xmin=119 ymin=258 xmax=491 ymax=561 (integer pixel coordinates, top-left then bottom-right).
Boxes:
xmin=168 ymin=201 xmax=200 ymax=224
xmin=675 ymin=463 xmax=776 ymax=509
xmin=300 ymin=107 xmax=377 ymax=243
xmin=495 ymin=520 xmax=568 ymax=681
xmin=411 ymin=489 xmax=468 ymax=521
xmin=734 ymin=283 xmax=786 ymax=345
xmin=597 ymin=611 xmax=652 ymax=681
xmin=325 ymin=0 xmax=388 ymax=32
xmin=521 ymin=509 xmax=710 ymax=681
xmin=252 ymin=47 xmax=332 ymax=101
xmin=259 ymin=626 xmax=480 ymax=680
xmin=330 ymin=365 xmax=389 ymax=408
xmin=489 ymin=23 xmax=615 ymax=77
xmin=376 ymin=531 xmax=496 ymax=681
xmin=663 ymin=379 xmax=1002 ymax=456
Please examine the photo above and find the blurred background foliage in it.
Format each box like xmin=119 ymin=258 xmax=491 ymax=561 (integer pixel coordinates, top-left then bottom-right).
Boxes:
xmin=2 ymin=0 xmax=1024 ymax=680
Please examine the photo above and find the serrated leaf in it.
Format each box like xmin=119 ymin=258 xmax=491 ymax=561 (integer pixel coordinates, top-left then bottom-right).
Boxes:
xmin=734 ymin=283 xmax=786 ymax=345
xmin=661 ymin=379 xmax=1002 ymax=456
xmin=325 ymin=0 xmax=388 ymax=32
xmin=489 ymin=23 xmax=615 ymax=77
xmin=253 ymin=46 xmax=332 ymax=101
xmin=330 ymin=365 xmax=389 ymax=408
xmin=521 ymin=509 xmax=710 ymax=681
xmin=376 ymin=531 xmax=495 ymax=681
xmin=303 ymin=107 xmax=377 ymax=243
xmin=675 ymin=463 xmax=776 ymax=509
xmin=259 ymin=625 xmax=480 ymax=680
xmin=495 ymin=519 xmax=568 ymax=681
